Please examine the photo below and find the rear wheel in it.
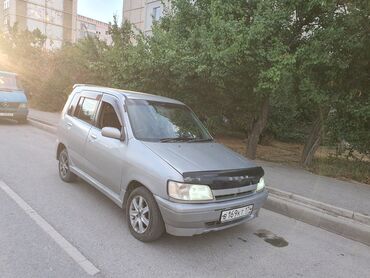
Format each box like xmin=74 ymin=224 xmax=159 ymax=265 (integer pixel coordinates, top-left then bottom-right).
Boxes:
xmin=126 ymin=187 xmax=165 ymax=242
xmin=58 ymin=149 xmax=77 ymax=183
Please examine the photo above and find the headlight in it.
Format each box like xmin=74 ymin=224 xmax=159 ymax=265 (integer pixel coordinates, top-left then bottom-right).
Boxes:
xmin=19 ymin=103 xmax=27 ymax=109
xmin=168 ymin=181 xmax=214 ymax=201
xmin=256 ymin=177 xmax=265 ymax=192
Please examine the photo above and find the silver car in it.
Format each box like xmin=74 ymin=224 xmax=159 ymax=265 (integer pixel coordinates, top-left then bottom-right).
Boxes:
xmin=56 ymin=85 xmax=268 ymax=241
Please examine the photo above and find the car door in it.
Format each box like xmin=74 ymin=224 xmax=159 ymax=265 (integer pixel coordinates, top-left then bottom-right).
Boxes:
xmin=84 ymin=94 xmax=126 ymax=195
xmin=63 ymin=91 xmax=101 ymax=172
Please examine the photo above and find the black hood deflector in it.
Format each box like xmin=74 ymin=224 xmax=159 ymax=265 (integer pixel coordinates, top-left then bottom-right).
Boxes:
xmin=182 ymin=167 xmax=264 ymax=190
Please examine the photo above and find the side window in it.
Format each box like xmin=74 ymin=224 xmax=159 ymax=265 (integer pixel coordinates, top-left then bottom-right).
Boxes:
xmin=74 ymin=97 xmax=85 ymax=118
xmin=97 ymin=102 xmax=122 ymax=130
xmin=74 ymin=97 xmax=99 ymax=124
xmin=67 ymin=94 xmax=80 ymax=116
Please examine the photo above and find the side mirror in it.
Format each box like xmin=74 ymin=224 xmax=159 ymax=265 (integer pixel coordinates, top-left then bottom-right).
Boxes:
xmin=101 ymin=127 xmax=121 ymax=140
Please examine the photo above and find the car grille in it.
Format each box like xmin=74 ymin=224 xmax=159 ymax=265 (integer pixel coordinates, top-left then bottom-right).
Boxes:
xmin=214 ymin=190 xmax=255 ymax=201
xmin=0 ymin=102 xmax=19 ymax=109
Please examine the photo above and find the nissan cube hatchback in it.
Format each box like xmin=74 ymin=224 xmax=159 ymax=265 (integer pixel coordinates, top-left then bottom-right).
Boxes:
xmin=56 ymin=85 xmax=268 ymax=241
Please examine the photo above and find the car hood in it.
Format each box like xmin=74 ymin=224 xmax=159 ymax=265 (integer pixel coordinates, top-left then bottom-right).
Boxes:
xmin=0 ymin=90 xmax=27 ymax=103
xmin=143 ymin=141 xmax=256 ymax=174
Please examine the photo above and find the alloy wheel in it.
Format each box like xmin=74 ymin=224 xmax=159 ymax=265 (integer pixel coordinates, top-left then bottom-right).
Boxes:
xmin=129 ymin=196 xmax=150 ymax=234
xmin=59 ymin=152 xmax=69 ymax=178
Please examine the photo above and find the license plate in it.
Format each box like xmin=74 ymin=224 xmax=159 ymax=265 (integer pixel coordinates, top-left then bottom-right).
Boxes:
xmin=220 ymin=205 xmax=253 ymax=223
xmin=0 ymin=113 xmax=13 ymax=117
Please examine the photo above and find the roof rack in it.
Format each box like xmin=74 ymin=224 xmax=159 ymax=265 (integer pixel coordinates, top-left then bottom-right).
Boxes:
xmin=73 ymin=84 xmax=104 ymax=89
xmin=0 ymin=70 xmax=17 ymax=75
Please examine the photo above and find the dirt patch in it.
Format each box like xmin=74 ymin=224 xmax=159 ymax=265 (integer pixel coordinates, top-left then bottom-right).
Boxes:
xmin=217 ymin=136 xmax=302 ymax=165
xmin=217 ymin=136 xmax=340 ymax=165
xmin=216 ymin=136 xmax=370 ymax=185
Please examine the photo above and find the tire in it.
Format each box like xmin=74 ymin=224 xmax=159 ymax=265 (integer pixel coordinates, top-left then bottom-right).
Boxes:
xmin=58 ymin=148 xmax=77 ymax=183
xmin=17 ymin=117 xmax=27 ymax=124
xmin=126 ymin=187 xmax=165 ymax=242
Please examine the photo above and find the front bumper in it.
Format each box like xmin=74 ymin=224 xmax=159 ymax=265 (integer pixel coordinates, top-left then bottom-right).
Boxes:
xmin=155 ymin=189 xmax=268 ymax=236
xmin=0 ymin=108 xmax=28 ymax=120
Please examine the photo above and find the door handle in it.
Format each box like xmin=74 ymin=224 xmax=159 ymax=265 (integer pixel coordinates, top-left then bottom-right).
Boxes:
xmin=66 ymin=122 xmax=73 ymax=127
xmin=90 ymin=134 xmax=97 ymax=140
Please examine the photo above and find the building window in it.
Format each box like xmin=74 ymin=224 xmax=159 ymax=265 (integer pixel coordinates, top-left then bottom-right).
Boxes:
xmin=4 ymin=17 xmax=8 ymax=26
xmin=80 ymin=22 xmax=96 ymax=31
xmin=27 ymin=4 xmax=45 ymax=21
xmin=152 ymin=6 xmax=162 ymax=21
xmin=3 ymin=0 xmax=10 ymax=10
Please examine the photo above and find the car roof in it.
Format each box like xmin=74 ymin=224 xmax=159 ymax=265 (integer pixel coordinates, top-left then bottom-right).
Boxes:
xmin=0 ymin=71 xmax=17 ymax=76
xmin=74 ymin=84 xmax=184 ymax=105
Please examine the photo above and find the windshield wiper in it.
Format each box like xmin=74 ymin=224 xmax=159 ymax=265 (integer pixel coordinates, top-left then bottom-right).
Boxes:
xmin=188 ymin=138 xmax=214 ymax=143
xmin=0 ymin=88 xmax=17 ymax=92
xmin=159 ymin=137 xmax=214 ymax=143
xmin=160 ymin=137 xmax=193 ymax=143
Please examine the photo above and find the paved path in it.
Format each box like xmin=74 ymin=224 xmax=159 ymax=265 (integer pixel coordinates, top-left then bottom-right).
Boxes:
xmin=0 ymin=122 xmax=369 ymax=277
xmin=29 ymin=108 xmax=60 ymax=126
xmin=260 ymin=160 xmax=370 ymax=215
xmin=28 ymin=109 xmax=370 ymax=215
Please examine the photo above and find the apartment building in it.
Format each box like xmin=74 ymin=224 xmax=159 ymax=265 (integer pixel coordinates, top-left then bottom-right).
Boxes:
xmin=122 ymin=0 xmax=166 ymax=34
xmin=0 ymin=0 xmax=77 ymax=49
xmin=77 ymin=14 xmax=112 ymax=45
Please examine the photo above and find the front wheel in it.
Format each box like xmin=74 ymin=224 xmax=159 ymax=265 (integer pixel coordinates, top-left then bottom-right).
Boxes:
xmin=17 ymin=116 xmax=27 ymax=124
xmin=126 ymin=187 xmax=165 ymax=242
xmin=58 ymin=149 xmax=77 ymax=183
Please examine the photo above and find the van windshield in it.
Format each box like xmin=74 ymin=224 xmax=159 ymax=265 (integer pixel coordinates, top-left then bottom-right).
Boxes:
xmin=126 ymin=99 xmax=213 ymax=142
xmin=0 ymin=74 xmax=23 ymax=91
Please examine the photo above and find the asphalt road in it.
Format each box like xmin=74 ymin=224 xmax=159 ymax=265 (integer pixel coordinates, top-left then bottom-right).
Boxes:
xmin=1 ymin=120 xmax=370 ymax=278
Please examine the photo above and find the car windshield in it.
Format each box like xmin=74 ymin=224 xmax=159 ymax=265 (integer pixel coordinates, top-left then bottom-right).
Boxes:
xmin=0 ymin=74 xmax=23 ymax=91
xmin=126 ymin=99 xmax=213 ymax=142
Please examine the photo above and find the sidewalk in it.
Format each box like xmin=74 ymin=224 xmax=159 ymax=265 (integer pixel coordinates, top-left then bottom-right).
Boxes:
xmin=28 ymin=108 xmax=370 ymax=216
xmin=259 ymin=161 xmax=370 ymax=215
xmin=29 ymin=109 xmax=60 ymax=126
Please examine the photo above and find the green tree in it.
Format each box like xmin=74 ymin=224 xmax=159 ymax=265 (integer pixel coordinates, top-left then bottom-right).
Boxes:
xmin=0 ymin=25 xmax=110 ymax=110
xmin=296 ymin=0 xmax=370 ymax=165
xmin=118 ymin=0 xmax=296 ymax=159
xmin=1 ymin=1 xmax=368 ymax=166
xmin=35 ymin=37 xmax=109 ymax=110
xmin=0 ymin=24 xmax=48 ymax=98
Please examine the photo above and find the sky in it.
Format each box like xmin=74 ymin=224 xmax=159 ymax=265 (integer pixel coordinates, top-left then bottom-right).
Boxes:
xmin=77 ymin=0 xmax=123 ymax=24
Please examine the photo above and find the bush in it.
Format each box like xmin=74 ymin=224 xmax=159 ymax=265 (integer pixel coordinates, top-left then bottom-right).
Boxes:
xmin=309 ymin=157 xmax=370 ymax=184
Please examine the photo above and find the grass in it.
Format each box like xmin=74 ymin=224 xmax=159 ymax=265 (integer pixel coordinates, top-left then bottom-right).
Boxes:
xmin=309 ymin=157 xmax=370 ymax=185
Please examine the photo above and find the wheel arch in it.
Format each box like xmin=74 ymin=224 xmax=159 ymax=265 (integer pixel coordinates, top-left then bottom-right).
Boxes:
xmin=123 ymin=180 xmax=153 ymax=208
xmin=56 ymin=143 xmax=66 ymax=160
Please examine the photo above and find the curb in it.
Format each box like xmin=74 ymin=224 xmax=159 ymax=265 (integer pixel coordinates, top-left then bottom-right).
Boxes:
xmin=264 ymin=189 xmax=370 ymax=246
xmin=267 ymin=186 xmax=370 ymax=225
xmin=28 ymin=118 xmax=57 ymax=134
xmin=267 ymin=187 xmax=370 ymax=226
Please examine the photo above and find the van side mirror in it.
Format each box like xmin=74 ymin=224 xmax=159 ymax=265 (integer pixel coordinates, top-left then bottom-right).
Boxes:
xmin=101 ymin=127 xmax=121 ymax=140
